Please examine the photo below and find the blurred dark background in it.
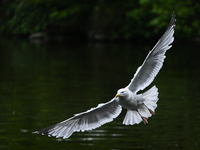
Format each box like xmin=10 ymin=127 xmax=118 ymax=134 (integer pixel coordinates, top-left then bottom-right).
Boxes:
xmin=0 ymin=0 xmax=200 ymax=41
xmin=1 ymin=1 xmax=200 ymax=150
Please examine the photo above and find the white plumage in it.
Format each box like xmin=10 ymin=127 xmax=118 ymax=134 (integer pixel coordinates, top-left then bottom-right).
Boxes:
xmin=33 ymin=15 xmax=176 ymax=139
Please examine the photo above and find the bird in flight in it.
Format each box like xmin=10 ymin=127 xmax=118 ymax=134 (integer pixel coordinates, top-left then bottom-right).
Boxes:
xmin=33 ymin=15 xmax=175 ymax=139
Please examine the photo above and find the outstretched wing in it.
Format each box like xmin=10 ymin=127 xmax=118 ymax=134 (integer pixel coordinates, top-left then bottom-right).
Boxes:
xmin=33 ymin=98 xmax=122 ymax=139
xmin=127 ymin=15 xmax=176 ymax=93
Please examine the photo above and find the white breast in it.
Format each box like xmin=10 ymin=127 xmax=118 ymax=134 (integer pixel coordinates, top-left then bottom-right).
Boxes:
xmin=116 ymin=91 xmax=144 ymax=110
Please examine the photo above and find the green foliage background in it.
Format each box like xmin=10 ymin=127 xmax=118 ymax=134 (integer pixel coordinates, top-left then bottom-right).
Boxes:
xmin=0 ymin=0 xmax=200 ymax=39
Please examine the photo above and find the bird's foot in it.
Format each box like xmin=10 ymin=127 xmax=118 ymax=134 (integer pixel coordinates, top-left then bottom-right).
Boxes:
xmin=148 ymin=109 xmax=155 ymax=115
xmin=137 ymin=110 xmax=148 ymax=124
xmin=142 ymin=117 xmax=148 ymax=124
xmin=143 ymin=104 xmax=155 ymax=115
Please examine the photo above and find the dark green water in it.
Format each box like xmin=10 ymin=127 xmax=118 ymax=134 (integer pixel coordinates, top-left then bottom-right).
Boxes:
xmin=0 ymin=38 xmax=200 ymax=150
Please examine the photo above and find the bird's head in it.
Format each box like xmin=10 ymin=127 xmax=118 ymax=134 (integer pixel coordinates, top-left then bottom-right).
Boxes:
xmin=115 ymin=88 xmax=128 ymax=98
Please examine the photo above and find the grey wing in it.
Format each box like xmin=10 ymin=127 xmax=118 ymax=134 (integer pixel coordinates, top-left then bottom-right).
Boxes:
xmin=33 ymin=98 xmax=122 ymax=139
xmin=127 ymin=14 xmax=176 ymax=93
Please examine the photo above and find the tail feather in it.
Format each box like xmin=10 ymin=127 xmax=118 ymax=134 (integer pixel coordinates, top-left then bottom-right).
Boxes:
xmin=137 ymin=105 xmax=152 ymax=118
xmin=123 ymin=110 xmax=142 ymax=125
xmin=143 ymin=85 xmax=159 ymax=112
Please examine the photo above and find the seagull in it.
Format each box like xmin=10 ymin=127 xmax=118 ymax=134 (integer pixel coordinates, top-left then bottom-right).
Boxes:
xmin=33 ymin=15 xmax=175 ymax=139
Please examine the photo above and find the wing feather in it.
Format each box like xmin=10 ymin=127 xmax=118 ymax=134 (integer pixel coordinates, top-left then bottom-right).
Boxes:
xmin=127 ymin=14 xmax=176 ymax=93
xmin=33 ymin=98 xmax=122 ymax=139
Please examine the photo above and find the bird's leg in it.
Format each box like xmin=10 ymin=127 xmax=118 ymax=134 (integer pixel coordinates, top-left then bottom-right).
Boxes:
xmin=143 ymin=104 xmax=155 ymax=115
xmin=148 ymin=109 xmax=155 ymax=115
xmin=142 ymin=117 xmax=148 ymax=124
xmin=136 ymin=110 xmax=148 ymax=124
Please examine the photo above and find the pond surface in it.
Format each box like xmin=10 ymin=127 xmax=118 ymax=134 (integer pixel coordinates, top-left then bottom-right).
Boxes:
xmin=0 ymin=38 xmax=200 ymax=150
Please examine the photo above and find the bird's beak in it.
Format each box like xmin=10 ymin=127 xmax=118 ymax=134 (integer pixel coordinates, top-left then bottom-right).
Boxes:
xmin=115 ymin=94 xmax=120 ymax=98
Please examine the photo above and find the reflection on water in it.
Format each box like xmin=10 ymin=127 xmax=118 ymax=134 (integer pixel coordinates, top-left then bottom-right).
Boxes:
xmin=0 ymin=38 xmax=200 ymax=149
